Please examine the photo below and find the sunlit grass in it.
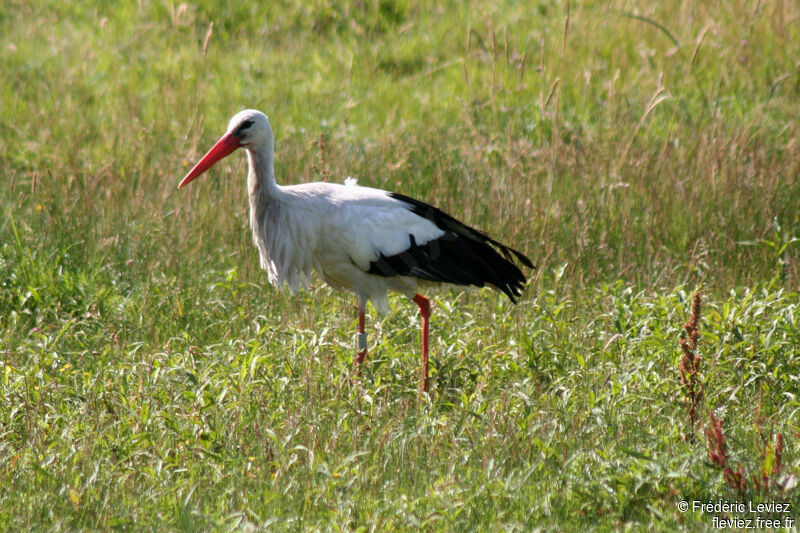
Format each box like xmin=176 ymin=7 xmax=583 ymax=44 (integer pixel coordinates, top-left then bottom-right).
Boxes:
xmin=1 ymin=0 xmax=799 ymax=529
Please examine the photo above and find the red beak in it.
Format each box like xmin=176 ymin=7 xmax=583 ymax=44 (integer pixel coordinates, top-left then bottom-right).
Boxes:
xmin=178 ymin=132 xmax=241 ymax=188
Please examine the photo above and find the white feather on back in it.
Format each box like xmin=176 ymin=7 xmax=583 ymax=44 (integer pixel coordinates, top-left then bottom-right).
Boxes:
xmin=308 ymin=182 xmax=444 ymax=268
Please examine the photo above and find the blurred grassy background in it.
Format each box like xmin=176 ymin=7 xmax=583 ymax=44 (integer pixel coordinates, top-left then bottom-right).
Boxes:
xmin=3 ymin=0 xmax=799 ymax=297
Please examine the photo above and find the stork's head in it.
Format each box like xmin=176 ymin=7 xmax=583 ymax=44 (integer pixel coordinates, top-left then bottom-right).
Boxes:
xmin=178 ymin=109 xmax=273 ymax=188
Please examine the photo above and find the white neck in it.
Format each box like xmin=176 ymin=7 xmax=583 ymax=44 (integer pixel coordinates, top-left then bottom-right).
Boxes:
xmin=246 ymin=142 xmax=281 ymax=202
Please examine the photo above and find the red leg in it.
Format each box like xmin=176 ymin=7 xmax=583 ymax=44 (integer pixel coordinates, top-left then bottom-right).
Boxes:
xmin=355 ymin=306 xmax=367 ymax=364
xmin=412 ymin=294 xmax=431 ymax=391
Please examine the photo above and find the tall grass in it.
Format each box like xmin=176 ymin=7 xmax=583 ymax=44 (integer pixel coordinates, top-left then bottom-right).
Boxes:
xmin=1 ymin=0 xmax=799 ymax=529
xmin=3 ymin=0 xmax=799 ymax=291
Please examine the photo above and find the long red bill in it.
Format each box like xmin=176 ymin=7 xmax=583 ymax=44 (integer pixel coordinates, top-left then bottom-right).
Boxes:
xmin=178 ymin=132 xmax=240 ymax=188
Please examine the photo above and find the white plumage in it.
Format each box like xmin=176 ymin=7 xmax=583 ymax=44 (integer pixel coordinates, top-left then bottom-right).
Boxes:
xmin=251 ymin=180 xmax=445 ymax=313
xmin=179 ymin=109 xmax=533 ymax=391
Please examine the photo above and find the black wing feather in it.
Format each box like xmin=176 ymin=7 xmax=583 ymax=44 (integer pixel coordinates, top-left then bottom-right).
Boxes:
xmin=367 ymin=192 xmax=534 ymax=303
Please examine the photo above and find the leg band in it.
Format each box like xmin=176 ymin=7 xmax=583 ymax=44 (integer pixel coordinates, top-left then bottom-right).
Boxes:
xmin=356 ymin=332 xmax=368 ymax=351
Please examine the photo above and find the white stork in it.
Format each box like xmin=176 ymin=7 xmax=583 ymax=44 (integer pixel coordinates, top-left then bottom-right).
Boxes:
xmin=179 ymin=110 xmax=533 ymax=391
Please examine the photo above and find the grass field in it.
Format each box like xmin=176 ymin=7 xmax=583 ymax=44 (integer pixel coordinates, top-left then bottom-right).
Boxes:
xmin=2 ymin=0 xmax=800 ymax=530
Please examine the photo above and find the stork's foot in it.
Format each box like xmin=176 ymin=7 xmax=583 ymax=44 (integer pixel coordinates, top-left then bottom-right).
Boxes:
xmin=355 ymin=349 xmax=367 ymax=365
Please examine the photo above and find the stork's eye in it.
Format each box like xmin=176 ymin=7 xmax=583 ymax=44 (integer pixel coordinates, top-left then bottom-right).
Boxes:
xmin=235 ymin=120 xmax=254 ymax=135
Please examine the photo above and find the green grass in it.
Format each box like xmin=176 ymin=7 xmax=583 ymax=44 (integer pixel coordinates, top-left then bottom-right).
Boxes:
xmin=1 ymin=0 xmax=799 ymax=530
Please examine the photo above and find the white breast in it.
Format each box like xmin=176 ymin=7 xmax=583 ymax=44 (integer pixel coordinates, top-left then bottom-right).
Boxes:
xmin=248 ymin=180 xmax=444 ymax=310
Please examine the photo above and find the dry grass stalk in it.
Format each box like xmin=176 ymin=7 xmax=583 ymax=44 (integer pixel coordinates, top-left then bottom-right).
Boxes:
xmin=679 ymin=292 xmax=704 ymax=441
xmin=706 ymin=411 xmax=747 ymax=494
